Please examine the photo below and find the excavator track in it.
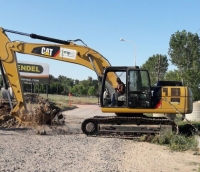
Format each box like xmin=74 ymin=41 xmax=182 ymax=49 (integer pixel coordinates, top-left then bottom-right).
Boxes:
xmin=81 ymin=116 xmax=177 ymax=138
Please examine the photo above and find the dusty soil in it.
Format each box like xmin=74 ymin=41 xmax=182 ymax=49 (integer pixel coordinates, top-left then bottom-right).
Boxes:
xmin=0 ymin=94 xmax=64 ymax=128
xmin=0 ymin=98 xmax=200 ymax=171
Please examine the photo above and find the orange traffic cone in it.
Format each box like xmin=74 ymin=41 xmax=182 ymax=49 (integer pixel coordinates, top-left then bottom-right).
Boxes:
xmin=68 ymin=93 xmax=72 ymax=106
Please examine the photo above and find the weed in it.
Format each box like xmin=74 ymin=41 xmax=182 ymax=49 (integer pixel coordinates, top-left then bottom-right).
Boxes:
xmin=147 ymin=131 xmax=198 ymax=152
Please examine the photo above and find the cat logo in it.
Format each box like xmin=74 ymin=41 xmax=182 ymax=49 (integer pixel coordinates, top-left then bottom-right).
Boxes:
xmin=41 ymin=47 xmax=53 ymax=56
xmin=32 ymin=46 xmax=60 ymax=57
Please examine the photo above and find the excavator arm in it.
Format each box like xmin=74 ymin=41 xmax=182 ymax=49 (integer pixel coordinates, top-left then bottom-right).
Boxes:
xmin=0 ymin=27 xmax=116 ymax=118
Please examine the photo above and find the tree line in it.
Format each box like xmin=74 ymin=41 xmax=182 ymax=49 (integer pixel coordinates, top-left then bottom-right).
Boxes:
xmin=23 ymin=76 xmax=99 ymax=97
xmin=141 ymin=30 xmax=200 ymax=101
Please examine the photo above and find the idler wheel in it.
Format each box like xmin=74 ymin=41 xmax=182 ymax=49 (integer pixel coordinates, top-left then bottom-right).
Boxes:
xmin=81 ymin=119 xmax=98 ymax=135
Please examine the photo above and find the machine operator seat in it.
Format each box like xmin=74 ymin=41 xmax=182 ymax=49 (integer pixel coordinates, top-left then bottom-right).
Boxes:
xmin=116 ymin=84 xmax=126 ymax=106
xmin=117 ymin=94 xmax=126 ymax=101
xmin=103 ymin=86 xmax=126 ymax=107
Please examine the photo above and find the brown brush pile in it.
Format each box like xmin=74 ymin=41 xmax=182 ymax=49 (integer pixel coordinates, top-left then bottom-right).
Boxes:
xmin=0 ymin=94 xmax=64 ymax=128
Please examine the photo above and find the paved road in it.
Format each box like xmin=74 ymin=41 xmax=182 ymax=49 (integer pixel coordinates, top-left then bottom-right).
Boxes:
xmin=62 ymin=104 xmax=114 ymax=118
xmin=61 ymin=104 xmax=115 ymax=134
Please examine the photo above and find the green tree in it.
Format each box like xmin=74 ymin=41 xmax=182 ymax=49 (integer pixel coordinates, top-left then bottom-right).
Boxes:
xmin=74 ymin=79 xmax=79 ymax=85
xmin=87 ymin=76 xmax=93 ymax=85
xmin=88 ymin=86 xmax=96 ymax=96
xmin=168 ymin=30 xmax=200 ymax=100
xmin=70 ymin=85 xmax=79 ymax=95
xmin=92 ymin=79 xmax=99 ymax=91
xmin=165 ymin=70 xmax=181 ymax=81
xmin=168 ymin=31 xmax=200 ymax=71
xmin=141 ymin=54 xmax=168 ymax=85
xmin=66 ymin=78 xmax=74 ymax=88
xmin=57 ymin=75 xmax=74 ymax=94
xmin=39 ymin=84 xmax=46 ymax=93
xmin=80 ymin=79 xmax=90 ymax=88
xmin=49 ymin=74 xmax=58 ymax=83
xmin=49 ymin=82 xmax=62 ymax=94
xmin=71 ymin=84 xmax=87 ymax=96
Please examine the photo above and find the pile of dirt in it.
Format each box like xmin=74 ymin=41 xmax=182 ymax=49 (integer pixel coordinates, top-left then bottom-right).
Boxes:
xmin=0 ymin=94 xmax=64 ymax=128
xmin=0 ymin=102 xmax=16 ymax=128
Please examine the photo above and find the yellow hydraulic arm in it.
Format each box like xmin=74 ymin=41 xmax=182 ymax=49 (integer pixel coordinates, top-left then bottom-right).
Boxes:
xmin=0 ymin=27 xmax=116 ymax=117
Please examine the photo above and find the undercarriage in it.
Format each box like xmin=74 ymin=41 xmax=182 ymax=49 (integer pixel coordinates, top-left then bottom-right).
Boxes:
xmin=81 ymin=115 xmax=177 ymax=138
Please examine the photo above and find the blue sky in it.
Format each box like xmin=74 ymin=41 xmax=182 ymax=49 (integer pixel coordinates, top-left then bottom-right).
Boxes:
xmin=0 ymin=1 xmax=200 ymax=80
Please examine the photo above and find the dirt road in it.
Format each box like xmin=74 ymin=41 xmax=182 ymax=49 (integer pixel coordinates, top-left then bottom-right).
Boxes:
xmin=0 ymin=104 xmax=200 ymax=172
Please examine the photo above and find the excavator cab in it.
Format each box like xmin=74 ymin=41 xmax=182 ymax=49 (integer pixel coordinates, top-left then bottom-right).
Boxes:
xmin=127 ymin=67 xmax=151 ymax=108
xmin=100 ymin=65 xmax=192 ymax=117
xmin=101 ymin=66 xmax=151 ymax=108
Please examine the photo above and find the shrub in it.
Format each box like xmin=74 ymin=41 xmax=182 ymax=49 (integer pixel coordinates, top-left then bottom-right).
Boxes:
xmin=151 ymin=131 xmax=198 ymax=151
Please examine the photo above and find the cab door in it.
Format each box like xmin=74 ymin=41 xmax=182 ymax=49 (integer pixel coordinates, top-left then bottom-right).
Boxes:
xmin=127 ymin=68 xmax=151 ymax=108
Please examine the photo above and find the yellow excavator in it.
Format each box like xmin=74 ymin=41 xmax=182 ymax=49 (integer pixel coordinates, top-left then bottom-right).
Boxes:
xmin=0 ymin=27 xmax=193 ymax=137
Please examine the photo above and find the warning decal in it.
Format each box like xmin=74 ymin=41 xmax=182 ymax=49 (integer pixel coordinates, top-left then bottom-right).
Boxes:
xmin=60 ymin=48 xmax=76 ymax=59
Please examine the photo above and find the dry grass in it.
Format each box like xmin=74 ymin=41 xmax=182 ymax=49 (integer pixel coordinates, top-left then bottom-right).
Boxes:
xmin=39 ymin=94 xmax=99 ymax=110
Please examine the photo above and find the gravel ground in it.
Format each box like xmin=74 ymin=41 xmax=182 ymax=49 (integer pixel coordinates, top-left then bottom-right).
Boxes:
xmin=0 ymin=105 xmax=200 ymax=172
xmin=0 ymin=129 xmax=200 ymax=172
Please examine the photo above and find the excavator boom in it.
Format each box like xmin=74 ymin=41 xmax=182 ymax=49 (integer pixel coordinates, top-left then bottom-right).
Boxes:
xmin=0 ymin=27 xmax=116 ymax=117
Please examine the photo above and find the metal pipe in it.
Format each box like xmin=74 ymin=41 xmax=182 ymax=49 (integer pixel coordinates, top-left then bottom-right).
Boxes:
xmin=6 ymin=90 xmax=13 ymax=110
xmin=3 ymin=28 xmax=70 ymax=45
xmin=88 ymin=55 xmax=99 ymax=77
xmin=3 ymin=28 xmax=30 ymax=36
xmin=0 ymin=61 xmax=13 ymax=109
xmin=0 ymin=61 xmax=8 ymax=89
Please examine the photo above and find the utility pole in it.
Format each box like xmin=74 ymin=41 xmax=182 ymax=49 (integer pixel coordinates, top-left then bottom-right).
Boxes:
xmin=157 ymin=55 xmax=161 ymax=81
